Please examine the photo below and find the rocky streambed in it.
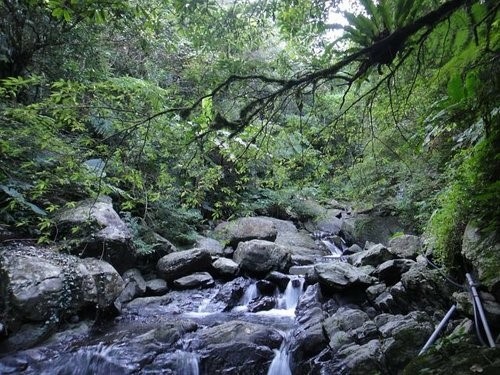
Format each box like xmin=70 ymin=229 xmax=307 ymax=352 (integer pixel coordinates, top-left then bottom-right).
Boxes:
xmin=1 ymin=205 xmax=500 ymax=374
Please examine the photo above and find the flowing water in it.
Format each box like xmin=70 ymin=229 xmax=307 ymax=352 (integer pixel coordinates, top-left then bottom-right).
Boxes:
xmin=0 ymin=277 xmax=305 ymax=375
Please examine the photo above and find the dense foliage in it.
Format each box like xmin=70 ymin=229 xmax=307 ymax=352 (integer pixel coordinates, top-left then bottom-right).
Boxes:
xmin=0 ymin=0 xmax=498 ymax=268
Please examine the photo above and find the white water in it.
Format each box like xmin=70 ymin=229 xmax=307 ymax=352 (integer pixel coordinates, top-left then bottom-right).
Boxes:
xmin=233 ymin=282 xmax=260 ymax=312
xmin=174 ymin=350 xmax=199 ymax=375
xmin=277 ymin=278 xmax=305 ymax=310
xmin=321 ymin=239 xmax=343 ymax=257
xmin=267 ymin=341 xmax=291 ymax=375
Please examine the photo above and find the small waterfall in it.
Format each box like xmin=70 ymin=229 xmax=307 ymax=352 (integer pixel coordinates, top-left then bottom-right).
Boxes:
xmin=267 ymin=339 xmax=291 ymax=375
xmin=277 ymin=277 xmax=305 ymax=310
xmin=174 ymin=350 xmax=199 ymax=375
xmin=321 ymin=239 xmax=343 ymax=257
xmin=241 ymin=282 xmax=259 ymax=305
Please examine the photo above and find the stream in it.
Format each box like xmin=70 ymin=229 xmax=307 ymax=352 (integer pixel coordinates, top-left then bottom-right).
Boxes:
xmin=0 ymin=276 xmax=307 ymax=375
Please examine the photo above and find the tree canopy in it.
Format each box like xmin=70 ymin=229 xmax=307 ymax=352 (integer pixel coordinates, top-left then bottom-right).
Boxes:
xmin=0 ymin=0 xmax=499 ymax=264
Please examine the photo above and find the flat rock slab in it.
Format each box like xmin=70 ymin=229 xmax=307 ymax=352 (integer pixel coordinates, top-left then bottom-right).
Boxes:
xmin=173 ymin=272 xmax=214 ymax=289
xmin=314 ymin=262 xmax=374 ymax=291
xmin=156 ymin=248 xmax=211 ymax=281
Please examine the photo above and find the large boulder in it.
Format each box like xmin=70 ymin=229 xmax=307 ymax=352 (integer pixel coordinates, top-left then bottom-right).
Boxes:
xmin=54 ymin=196 xmax=135 ymax=273
xmin=314 ymin=262 xmax=374 ymax=292
xmin=341 ymin=212 xmax=405 ymax=246
xmin=389 ymin=235 xmax=422 ymax=259
xmin=233 ymin=240 xmax=292 ymax=275
xmin=156 ymin=248 xmax=212 ymax=281
xmin=0 ymin=244 xmax=124 ymax=348
xmin=195 ymin=236 xmax=225 ymax=257
xmin=212 ymin=257 xmax=239 ymax=278
xmin=462 ymin=222 xmax=500 ymax=300
xmin=349 ymin=244 xmax=396 ymax=267
xmin=214 ymin=217 xmax=278 ymax=248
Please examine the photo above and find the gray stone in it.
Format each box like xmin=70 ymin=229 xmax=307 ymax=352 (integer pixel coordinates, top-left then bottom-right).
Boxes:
xmin=462 ymin=222 xmax=500 ymax=300
xmin=0 ymin=244 xmax=123 ymax=339
xmin=172 ymin=272 xmax=214 ymax=289
xmin=265 ymin=271 xmax=290 ymax=292
xmin=330 ymin=339 xmax=384 ymax=375
xmin=344 ymin=244 xmax=363 ymax=255
xmin=195 ymin=236 xmax=225 ymax=257
xmin=233 ymin=240 xmax=291 ymax=274
xmin=314 ymin=262 xmax=374 ymax=292
xmin=122 ymin=268 xmax=146 ymax=295
xmin=208 ymin=277 xmax=250 ymax=312
xmin=145 ymin=279 xmax=168 ymax=296
xmin=247 ymin=296 xmax=276 ymax=312
xmin=54 ymin=196 xmax=135 ymax=273
xmin=389 ymin=234 xmax=422 ymax=259
xmin=349 ymin=243 xmax=396 ymax=267
xmin=211 ymin=257 xmax=239 ymax=278
xmin=366 ymin=283 xmax=387 ymax=301
xmin=289 ymin=265 xmax=315 ymax=275
xmin=214 ymin=217 xmax=278 ymax=247
xmin=374 ymin=259 xmax=415 ymax=285
xmin=341 ymin=213 xmax=405 ymax=246
xmin=156 ymin=248 xmax=212 ymax=281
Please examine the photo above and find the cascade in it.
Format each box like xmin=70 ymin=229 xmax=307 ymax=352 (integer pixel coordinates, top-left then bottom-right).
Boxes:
xmin=277 ymin=277 xmax=305 ymax=310
xmin=267 ymin=338 xmax=291 ymax=375
xmin=174 ymin=350 xmax=199 ymax=375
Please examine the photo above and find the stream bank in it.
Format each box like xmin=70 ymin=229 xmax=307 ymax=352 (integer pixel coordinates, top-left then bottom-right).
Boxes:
xmin=1 ymin=199 xmax=499 ymax=374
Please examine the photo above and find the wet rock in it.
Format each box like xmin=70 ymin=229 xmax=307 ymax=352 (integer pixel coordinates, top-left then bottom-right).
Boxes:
xmin=200 ymin=342 xmax=275 ymax=375
xmin=312 ymin=209 xmax=344 ymax=234
xmin=375 ymin=259 xmax=416 ymax=286
xmin=212 ymin=257 xmax=239 ymax=278
xmin=389 ymin=235 xmax=422 ymax=259
xmin=156 ymin=248 xmax=212 ymax=281
xmin=54 ymin=196 xmax=135 ymax=273
xmin=296 ymin=284 xmax=323 ymax=323
xmin=374 ymin=292 xmax=399 ymax=313
xmin=247 ymin=296 xmax=276 ymax=312
xmin=349 ymin=244 xmax=396 ymax=267
xmin=462 ymin=222 xmax=500 ymax=300
xmin=256 ymin=279 xmax=276 ymax=295
xmin=289 ymin=265 xmax=315 ymax=276
xmin=172 ymin=272 xmax=214 ymax=289
xmin=195 ymin=236 xmax=225 ymax=257
xmin=214 ymin=217 xmax=278 ymax=248
xmin=208 ymin=277 xmax=249 ymax=312
xmin=265 ymin=271 xmax=290 ymax=292
xmin=314 ymin=262 xmax=374 ymax=292
xmin=262 ymin=217 xmax=298 ymax=234
xmin=145 ymin=279 xmax=168 ymax=296
xmin=193 ymin=320 xmax=282 ymax=350
xmin=233 ymin=240 xmax=292 ymax=275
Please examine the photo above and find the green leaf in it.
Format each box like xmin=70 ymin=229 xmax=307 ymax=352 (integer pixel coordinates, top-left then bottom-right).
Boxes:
xmin=465 ymin=72 xmax=479 ymax=98
xmin=447 ymin=74 xmax=464 ymax=102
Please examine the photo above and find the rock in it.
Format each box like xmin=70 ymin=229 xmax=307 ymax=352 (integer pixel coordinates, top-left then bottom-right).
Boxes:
xmin=324 ymin=339 xmax=384 ymax=375
xmin=172 ymin=272 xmax=214 ymax=289
xmin=211 ymin=257 xmax=239 ymax=278
xmin=341 ymin=213 xmax=405 ymax=246
xmin=314 ymin=262 xmax=374 ymax=292
xmin=462 ymin=222 xmax=500 ymax=300
xmin=195 ymin=236 xmax=225 ymax=257
xmin=374 ymin=259 xmax=416 ymax=285
xmin=260 ymin=217 xmax=298 ymax=234
xmin=247 ymin=296 xmax=276 ymax=312
xmin=200 ymin=342 xmax=275 ymax=375
xmin=208 ymin=277 xmax=249 ymax=312
xmin=193 ymin=320 xmax=282 ymax=350
xmin=156 ymin=248 xmax=212 ymax=281
xmin=378 ymin=311 xmax=434 ymax=373
xmin=366 ymin=283 xmax=387 ymax=301
xmin=214 ymin=217 xmax=278 ymax=248
xmin=233 ymin=240 xmax=291 ymax=275
xmin=54 ymin=196 xmax=135 ymax=273
xmin=275 ymin=230 xmax=317 ymax=249
xmin=374 ymin=292 xmax=400 ymax=313
xmin=349 ymin=244 xmax=396 ymax=267
xmin=122 ymin=268 xmax=146 ymax=295
xmin=145 ymin=279 xmax=168 ymax=296
xmin=289 ymin=265 xmax=315 ymax=276
xmin=265 ymin=271 xmax=290 ymax=292
xmin=0 ymin=244 xmax=124 ymax=344
xmin=389 ymin=234 xmax=422 ymax=259
xmin=256 ymin=280 xmax=276 ymax=295
xmin=344 ymin=244 xmax=363 ymax=255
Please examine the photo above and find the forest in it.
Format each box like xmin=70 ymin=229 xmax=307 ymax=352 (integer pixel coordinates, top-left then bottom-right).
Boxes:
xmin=0 ymin=0 xmax=499 ymax=374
